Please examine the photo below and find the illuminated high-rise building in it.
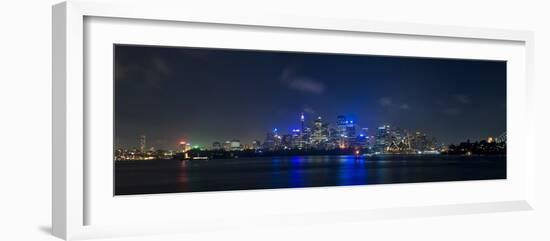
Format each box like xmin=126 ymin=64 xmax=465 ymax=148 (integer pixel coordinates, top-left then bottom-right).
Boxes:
xmin=264 ymin=128 xmax=281 ymax=150
xmin=336 ymin=115 xmax=347 ymax=137
xmin=312 ymin=116 xmax=329 ymax=146
xmin=345 ymin=120 xmax=356 ymax=139
xmin=375 ymin=125 xmax=391 ymax=152
xmin=230 ymin=139 xmax=242 ymax=151
xmin=335 ymin=115 xmax=347 ymax=148
xmin=290 ymin=128 xmax=301 ymax=148
xmin=179 ymin=140 xmax=191 ymax=152
xmin=223 ymin=141 xmax=232 ymax=151
xmin=335 ymin=115 xmax=358 ymax=148
xmin=362 ymin=128 xmax=369 ymax=136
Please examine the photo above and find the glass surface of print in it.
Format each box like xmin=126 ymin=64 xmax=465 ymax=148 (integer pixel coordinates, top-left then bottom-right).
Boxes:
xmin=114 ymin=45 xmax=506 ymax=195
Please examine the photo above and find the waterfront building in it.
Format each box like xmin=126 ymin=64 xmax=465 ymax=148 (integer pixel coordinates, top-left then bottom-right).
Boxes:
xmin=496 ymin=132 xmax=506 ymax=144
xmin=230 ymin=139 xmax=242 ymax=151
xmin=212 ymin=141 xmax=222 ymax=150
xmin=179 ymin=141 xmax=191 ymax=152
xmin=223 ymin=140 xmax=232 ymax=151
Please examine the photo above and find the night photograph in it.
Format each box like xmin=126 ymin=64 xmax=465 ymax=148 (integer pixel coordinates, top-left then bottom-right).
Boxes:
xmin=114 ymin=44 xmax=506 ymax=195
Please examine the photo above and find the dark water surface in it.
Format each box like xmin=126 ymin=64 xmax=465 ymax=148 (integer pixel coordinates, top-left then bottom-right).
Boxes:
xmin=114 ymin=155 xmax=506 ymax=195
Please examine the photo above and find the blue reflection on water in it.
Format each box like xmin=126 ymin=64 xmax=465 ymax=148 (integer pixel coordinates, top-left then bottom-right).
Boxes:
xmin=337 ymin=155 xmax=368 ymax=186
xmin=289 ymin=156 xmax=305 ymax=187
xmin=270 ymin=157 xmax=283 ymax=187
xmin=271 ymin=155 xmax=373 ymax=188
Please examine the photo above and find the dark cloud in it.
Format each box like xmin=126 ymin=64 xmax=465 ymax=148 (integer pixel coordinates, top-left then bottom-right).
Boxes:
xmin=378 ymin=97 xmax=393 ymax=106
xmin=454 ymin=94 xmax=471 ymax=104
xmin=443 ymin=107 xmax=461 ymax=116
xmin=379 ymin=97 xmax=410 ymax=111
xmin=151 ymin=57 xmax=171 ymax=75
xmin=303 ymin=106 xmax=316 ymax=114
xmin=399 ymin=104 xmax=410 ymax=110
xmin=281 ymin=66 xmax=325 ymax=95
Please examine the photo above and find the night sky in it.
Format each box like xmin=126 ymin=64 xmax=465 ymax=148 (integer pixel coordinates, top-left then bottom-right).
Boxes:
xmin=114 ymin=45 xmax=506 ymax=150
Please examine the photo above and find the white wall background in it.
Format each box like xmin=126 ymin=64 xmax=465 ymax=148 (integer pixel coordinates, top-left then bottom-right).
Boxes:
xmin=0 ymin=0 xmax=548 ymax=240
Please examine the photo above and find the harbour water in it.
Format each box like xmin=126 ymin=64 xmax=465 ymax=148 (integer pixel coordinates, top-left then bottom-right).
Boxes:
xmin=115 ymin=155 xmax=506 ymax=195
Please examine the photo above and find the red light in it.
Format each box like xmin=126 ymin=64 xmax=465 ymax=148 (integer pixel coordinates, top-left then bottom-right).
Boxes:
xmin=179 ymin=141 xmax=186 ymax=145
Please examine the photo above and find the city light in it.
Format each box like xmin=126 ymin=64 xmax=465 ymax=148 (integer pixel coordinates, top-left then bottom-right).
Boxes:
xmin=115 ymin=113 xmax=506 ymax=161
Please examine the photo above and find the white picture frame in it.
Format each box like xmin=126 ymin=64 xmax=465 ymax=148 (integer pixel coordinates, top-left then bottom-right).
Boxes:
xmin=52 ymin=1 xmax=535 ymax=240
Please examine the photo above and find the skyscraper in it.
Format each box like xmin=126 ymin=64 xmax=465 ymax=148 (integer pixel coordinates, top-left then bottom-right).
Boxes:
xmin=336 ymin=115 xmax=347 ymax=137
xmin=345 ymin=120 xmax=356 ymax=138
xmin=336 ymin=115 xmax=347 ymax=148
xmin=376 ymin=125 xmax=390 ymax=152
xmin=312 ymin=116 xmax=329 ymax=146
xmin=335 ymin=115 xmax=357 ymax=148
xmin=264 ymin=128 xmax=281 ymax=150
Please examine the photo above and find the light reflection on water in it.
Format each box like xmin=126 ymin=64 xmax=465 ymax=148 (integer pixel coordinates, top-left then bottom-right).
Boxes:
xmin=115 ymin=155 xmax=506 ymax=195
xmin=177 ymin=161 xmax=189 ymax=192
xmin=289 ymin=156 xmax=305 ymax=187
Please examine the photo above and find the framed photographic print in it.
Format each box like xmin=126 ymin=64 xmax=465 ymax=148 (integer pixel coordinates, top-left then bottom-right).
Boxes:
xmin=113 ymin=44 xmax=507 ymax=195
xmin=53 ymin=0 xmax=535 ymax=240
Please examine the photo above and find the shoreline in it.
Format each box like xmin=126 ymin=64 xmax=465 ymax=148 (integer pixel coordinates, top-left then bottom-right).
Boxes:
xmin=115 ymin=153 xmax=507 ymax=162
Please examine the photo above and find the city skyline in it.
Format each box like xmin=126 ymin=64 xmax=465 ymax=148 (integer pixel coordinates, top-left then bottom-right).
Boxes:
xmin=115 ymin=45 xmax=506 ymax=150
xmin=117 ymin=112 xmax=505 ymax=153
xmin=115 ymin=110 xmax=506 ymax=161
